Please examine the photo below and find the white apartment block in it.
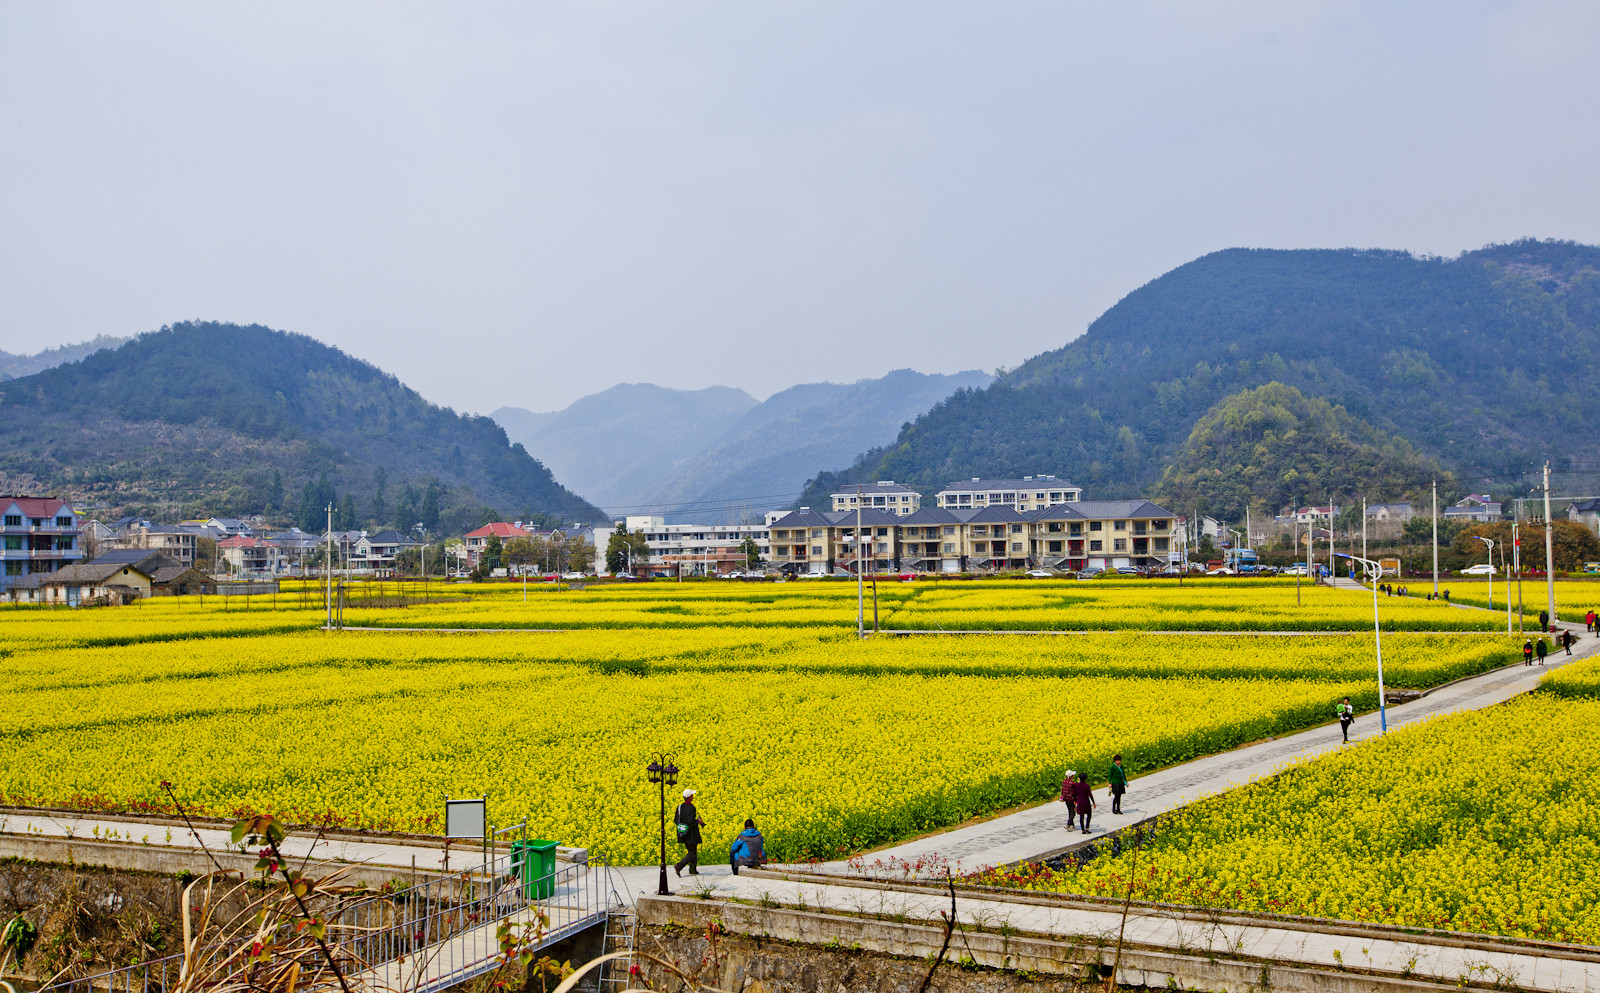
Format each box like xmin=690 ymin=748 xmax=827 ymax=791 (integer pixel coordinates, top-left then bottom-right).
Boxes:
xmin=935 ymin=475 xmax=1083 ymax=513
xmin=830 ymin=481 xmax=922 ymax=516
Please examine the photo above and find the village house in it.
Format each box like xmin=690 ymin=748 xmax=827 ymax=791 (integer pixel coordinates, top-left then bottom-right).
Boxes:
xmin=0 ymin=495 xmax=85 ymax=593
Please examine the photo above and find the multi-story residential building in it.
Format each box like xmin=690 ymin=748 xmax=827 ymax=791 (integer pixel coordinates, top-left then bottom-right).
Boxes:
xmin=463 ymin=522 xmax=533 ymax=567
xmin=766 ymin=496 xmax=1179 ymax=575
xmin=218 ymin=535 xmax=282 ymax=575
xmin=830 ymin=481 xmax=922 ymax=516
xmin=265 ymin=528 xmax=322 ymax=572
xmin=351 ymin=529 xmax=421 ymax=575
xmin=0 ymin=495 xmax=85 ymax=592
xmin=1568 ymin=498 xmax=1600 ymax=535
xmin=935 ymin=476 xmax=1082 ymax=512
xmin=1444 ymin=494 xmax=1503 ymax=523
xmin=106 ymin=522 xmax=198 ymax=568
xmin=593 ymin=516 xmax=772 ymax=576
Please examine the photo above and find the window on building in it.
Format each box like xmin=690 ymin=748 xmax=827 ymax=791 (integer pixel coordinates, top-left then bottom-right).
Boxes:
xmin=943 ymin=526 xmax=956 ymax=536
xmin=3 ymin=537 xmax=19 ymax=550
xmin=56 ymin=537 xmax=74 ymax=550
xmin=811 ymin=546 xmax=823 ymax=556
xmin=56 ymin=516 xmax=72 ymax=527
xmin=1154 ymin=538 xmax=1169 ymax=552
xmin=1011 ymin=542 xmax=1023 ymax=552
xmin=1010 ymin=524 xmax=1023 ymax=534
xmin=1133 ymin=522 xmax=1147 ymax=535
xmin=1114 ymin=539 xmax=1127 ymax=551
xmin=3 ymin=515 xmax=19 ymax=527
xmin=1114 ymin=521 xmax=1127 ymax=531
xmin=31 ymin=518 xmax=44 ymax=527
xmin=1035 ymin=492 xmax=1045 ymax=500
xmin=876 ymin=543 xmax=888 ymax=554
xmin=1089 ymin=521 xmax=1103 ymax=532
xmin=1089 ymin=540 xmax=1103 ymax=552
xmin=971 ymin=525 xmax=988 ymax=536
xmin=877 ymin=527 xmax=888 ymax=536
xmin=942 ymin=543 xmax=955 ymax=553
xmin=1069 ymin=523 xmax=1083 ymax=536
xmin=1048 ymin=540 xmax=1062 ymax=553
xmin=1049 ymin=492 xmax=1062 ymax=502
xmin=810 ymin=529 xmax=823 ymax=538
xmin=4 ymin=562 xmax=22 ymax=576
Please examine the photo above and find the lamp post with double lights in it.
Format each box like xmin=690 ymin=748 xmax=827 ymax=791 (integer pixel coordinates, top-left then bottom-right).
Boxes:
xmin=1335 ymin=552 xmax=1388 ymax=734
xmin=645 ymin=754 xmax=679 ymax=895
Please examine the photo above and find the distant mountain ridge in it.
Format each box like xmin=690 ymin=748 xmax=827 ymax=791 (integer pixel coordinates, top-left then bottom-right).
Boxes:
xmin=0 ymin=335 xmax=129 ymax=381
xmin=0 ymin=322 xmax=605 ymax=528
xmin=494 ymin=368 xmax=992 ymax=521
xmin=802 ymin=239 xmax=1600 ymax=508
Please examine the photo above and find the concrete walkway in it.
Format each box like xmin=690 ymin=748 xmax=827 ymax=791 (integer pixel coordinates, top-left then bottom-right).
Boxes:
xmin=780 ymin=619 xmax=1596 ymax=875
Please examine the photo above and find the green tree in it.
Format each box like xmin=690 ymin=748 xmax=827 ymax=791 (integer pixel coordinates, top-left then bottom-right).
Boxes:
xmin=420 ymin=484 xmax=441 ymax=532
xmin=739 ymin=537 xmax=762 ymax=570
xmin=605 ymin=525 xmax=649 ymax=574
xmin=334 ymin=492 xmax=358 ymax=531
xmin=503 ymin=536 xmax=539 ymax=574
xmin=483 ymin=534 xmax=504 ymax=571
xmin=371 ymin=467 xmax=387 ymax=526
xmin=297 ymin=473 xmax=337 ymax=532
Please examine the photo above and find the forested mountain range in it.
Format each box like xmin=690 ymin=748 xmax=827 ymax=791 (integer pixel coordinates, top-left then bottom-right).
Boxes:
xmin=0 ymin=335 xmax=129 ymax=381
xmin=0 ymin=322 xmax=605 ymax=529
xmin=802 ymin=239 xmax=1600 ymax=512
xmin=494 ymin=368 xmax=991 ymax=521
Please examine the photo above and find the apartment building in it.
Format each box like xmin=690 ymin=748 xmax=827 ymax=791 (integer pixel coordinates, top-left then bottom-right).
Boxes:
xmin=0 ymin=495 xmax=85 ymax=592
xmin=767 ymin=496 xmax=1178 ymax=574
xmin=830 ymin=481 xmax=922 ymax=516
xmin=594 ymin=515 xmax=772 ymax=576
xmin=935 ymin=476 xmax=1082 ymax=512
xmin=105 ymin=521 xmax=198 ymax=568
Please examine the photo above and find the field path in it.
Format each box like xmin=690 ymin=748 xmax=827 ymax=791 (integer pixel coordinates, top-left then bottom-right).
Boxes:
xmin=774 ymin=614 xmax=1597 ymax=875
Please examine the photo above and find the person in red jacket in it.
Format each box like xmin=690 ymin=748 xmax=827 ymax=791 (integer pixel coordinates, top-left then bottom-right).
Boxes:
xmin=1071 ymin=772 xmax=1096 ymax=834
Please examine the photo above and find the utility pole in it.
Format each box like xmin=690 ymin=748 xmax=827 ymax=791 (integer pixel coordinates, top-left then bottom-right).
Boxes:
xmin=1544 ymin=461 xmax=1557 ymax=631
xmin=1327 ymin=493 xmax=1334 ymax=583
xmin=1514 ymin=521 xmax=1524 ymax=636
xmin=1431 ymin=479 xmax=1439 ymax=597
xmin=1362 ymin=497 xmax=1368 ymax=576
xmin=324 ymin=503 xmax=333 ymax=629
xmin=856 ymin=485 xmax=865 ymax=639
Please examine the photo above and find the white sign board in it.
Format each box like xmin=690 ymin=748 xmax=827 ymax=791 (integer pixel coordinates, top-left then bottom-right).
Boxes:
xmin=445 ymin=798 xmax=486 ymax=840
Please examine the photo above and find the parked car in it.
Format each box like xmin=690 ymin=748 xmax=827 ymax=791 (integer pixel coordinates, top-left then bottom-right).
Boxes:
xmin=1115 ymin=566 xmax=1144 ymax=576
xmin=1280 ymin=563 xmax=1308 ymax=576
xmin=1460 ymin=563 xmax=1496 ymax=576
xmin=1026 ymin=569 xmax=1058 ymax=578
xmin=1150 ymin=567 xmax=1186 ymax=578
xmin=1076 ymin=568 xmax=1105 ymax=580
xmin=1207 ymin=567 xmax=1236 ymax=576
xmin=561 ymin=572 xmax=585 ymax=580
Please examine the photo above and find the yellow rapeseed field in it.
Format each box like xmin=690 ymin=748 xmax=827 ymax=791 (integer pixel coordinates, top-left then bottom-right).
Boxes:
xmin=974 ymin=686 xmax=1600 ymax=944
xmin=0 ymin=581 xmax=1521 ymax=864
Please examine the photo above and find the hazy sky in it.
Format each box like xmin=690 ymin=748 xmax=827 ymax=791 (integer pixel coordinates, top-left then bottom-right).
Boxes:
xmin=4 ymin=2 xmax=1598 ymax=414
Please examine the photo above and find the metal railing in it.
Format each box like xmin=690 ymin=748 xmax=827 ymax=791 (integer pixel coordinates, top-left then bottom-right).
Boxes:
xmin=39 ymin=855 xmax=618 ymax=993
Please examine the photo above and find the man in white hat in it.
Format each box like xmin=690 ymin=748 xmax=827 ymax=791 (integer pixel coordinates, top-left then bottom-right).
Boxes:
xmin=673 ymin=788 xmax=705 ymax=876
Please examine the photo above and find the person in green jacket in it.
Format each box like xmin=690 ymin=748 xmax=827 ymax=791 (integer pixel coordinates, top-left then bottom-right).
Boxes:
xmin=1109 ymin=754 xmax=1128 ymax=814
xmin=1336 ymin=697 xmax=1354 ymax=743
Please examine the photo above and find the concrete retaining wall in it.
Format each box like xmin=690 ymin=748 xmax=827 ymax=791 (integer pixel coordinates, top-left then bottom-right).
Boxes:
xmin=636 ymin=895 xmax=1517 ymax=993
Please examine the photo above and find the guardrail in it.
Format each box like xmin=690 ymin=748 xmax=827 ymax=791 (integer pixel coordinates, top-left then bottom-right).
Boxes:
xmin=38 ymin=854 xmax=617 ymax=993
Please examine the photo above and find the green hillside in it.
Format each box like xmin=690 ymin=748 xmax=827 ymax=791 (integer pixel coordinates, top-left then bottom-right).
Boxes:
xmin=1149 ymin=383 xmax=1450 ymax=522
xmin=801 ymin=239 xmax=1600 ymax=506
xmin=0 ymin=322 xmax=605 ymax=528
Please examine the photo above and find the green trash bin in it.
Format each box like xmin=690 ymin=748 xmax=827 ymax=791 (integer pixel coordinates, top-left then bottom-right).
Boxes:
xmin=511 ymin=839 xmax=559 ymax=899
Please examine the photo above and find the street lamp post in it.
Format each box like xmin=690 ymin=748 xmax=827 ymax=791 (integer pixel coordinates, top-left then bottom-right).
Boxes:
xmin=1336 ymin=552 xmax=1388 ymax=734
xmin=1474 ymin=536 xmax=1495 ymax=615
xmin=645 ymin=754 xmax=679 ymax=896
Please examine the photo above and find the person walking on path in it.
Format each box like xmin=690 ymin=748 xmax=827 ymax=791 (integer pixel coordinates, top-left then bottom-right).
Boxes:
xmin=1336 ymin=697 xmax=1355 ymax=742
xmin=1587 ymin=609 xmax=1596 ymax=634
xmin=673 ymin=788 xmax=705 ymax=876
xmin=1071 ymin=772 xmax=1096 ymax=834
xmin=729 ymin=819 xmax=765 ymax=875
xmin=1109 ymin=755 xmax=1128 ymax=814
xmin=1562 ymin=629 xmax=1575 ymax=656
xmin=1536 ymin=638 xmax=1549 ymax=666
xmin=1540 ymin=610 xmax=1550 ymax=633
xmin=1524 ymin=640 xmax=1535 ymax=666
xmin=1059 ymin=769 xmax=1076 ymax=814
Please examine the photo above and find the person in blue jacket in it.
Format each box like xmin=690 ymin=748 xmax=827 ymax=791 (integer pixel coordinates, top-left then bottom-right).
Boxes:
xmin=730 ymin=818 xmax=766 ymax=875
